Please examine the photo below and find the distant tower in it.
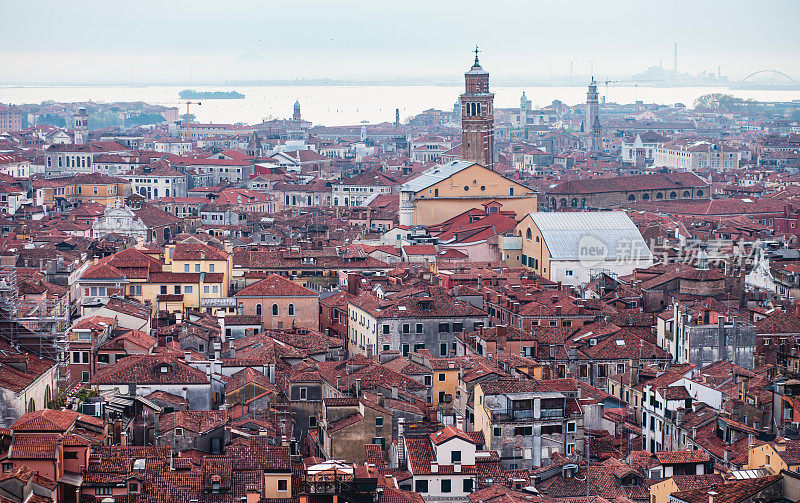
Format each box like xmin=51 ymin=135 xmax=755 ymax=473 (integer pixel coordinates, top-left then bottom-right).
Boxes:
xmin=360 ymin=125 xmax=367 ymax=142
xmin=459 ymin=46 xmax=494 ymax=169
xmin=73 ymin=107 xmax=89 ymax=145
xmin=520 ymin=91 xmax=531 ymax=112
xmin=293 ymin=100 xmax=301 ymax=122
xmin=395 ymin=108 xmax=400 ymax=130
xmin=673 ymin=42 xmax=678 ymax=77
xmin=586 ymin=79 xmax=601 ymax=154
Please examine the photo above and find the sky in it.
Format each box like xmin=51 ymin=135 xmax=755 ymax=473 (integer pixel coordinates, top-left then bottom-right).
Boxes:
xmin=1 ymin=0 xmax=798 ymax=85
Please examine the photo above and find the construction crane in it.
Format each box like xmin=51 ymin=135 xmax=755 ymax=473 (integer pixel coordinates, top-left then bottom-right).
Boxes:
xmin=183 ymin=101 xmax=201 ymax=128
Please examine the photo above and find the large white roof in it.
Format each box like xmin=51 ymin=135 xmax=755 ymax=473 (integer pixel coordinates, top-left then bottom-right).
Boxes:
xmin=527 ymin=211 xmax=652 ymax=262
xmin=401 ymin=161 xmax=475 ymax=193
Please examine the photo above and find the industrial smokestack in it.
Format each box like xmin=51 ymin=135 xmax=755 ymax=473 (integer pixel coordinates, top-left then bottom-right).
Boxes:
xmin=673 ymin=42 xmax=678 ymax=77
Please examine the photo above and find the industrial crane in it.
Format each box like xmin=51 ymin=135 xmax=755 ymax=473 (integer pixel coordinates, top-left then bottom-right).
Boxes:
xmin=183 ymin=101 xmax=201 ymax=128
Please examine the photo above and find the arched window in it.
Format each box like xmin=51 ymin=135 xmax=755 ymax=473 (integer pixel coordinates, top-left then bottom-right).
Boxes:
xmin=642 ymin=193 xmax=650 ymax=200
xmin=683 ymin=191 xmax=691 ymax=198
xmin=697 ymin=190 xmax=704 ymax=197
xmin=292 ymin=196 xmax=297 ymax=205
xmin=656 ymin=192 xmax=663 ymax=199
xmin=256 ymin=304 xmax=262 ymax=316
xmin=334 ymin=198 xmax=338 ymax=205
xmin=628 ymin=194 xmax=636 ymax=201
xmin=140 ymin=187 xmax=147 ymax=196
xmin=272 ymin=304 xmax=278 ymax=316
xmin=526 ymin=228 xmax=532 ymax=240
xmin=560 ymin=198 xmax=567 ymax=207
xmin=166 ymin=189 xmax=170 ymax=197
xmin=28 ymin=398 xmax=35 ymax=413
xmin=670 ymin=192 xmax=677 ymax=199
xmin=571 ymin=198 xmax=578 ymax=207
xmin=307 ymin=196 xmax=312 ymax=205
xmin=154 ymin=188 xmax=158 ymax=198
xmin=163 ymin=227 xmax=171 ymax=242
xmin=44 ymin=385 xmax=51 ymax=407
xmin=288 ymin=304 xmax=295 ymax=316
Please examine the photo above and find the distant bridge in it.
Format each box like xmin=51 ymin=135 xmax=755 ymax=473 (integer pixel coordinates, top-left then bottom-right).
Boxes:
xmin=741 ymin=69 xmax=798 ymax=85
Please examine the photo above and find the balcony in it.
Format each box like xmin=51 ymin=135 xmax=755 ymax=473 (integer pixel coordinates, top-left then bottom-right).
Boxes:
xmin=541 ymin=408 xmax=564 ymax=419
xmin=511 ymin=409 xmax=535 ymax=420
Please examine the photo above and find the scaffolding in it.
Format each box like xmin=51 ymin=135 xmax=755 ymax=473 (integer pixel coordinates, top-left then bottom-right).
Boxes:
xmin=0 ymin=267 xmax=72 ymax=389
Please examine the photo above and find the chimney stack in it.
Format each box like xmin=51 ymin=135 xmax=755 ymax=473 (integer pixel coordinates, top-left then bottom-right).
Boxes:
xmin=708 ymin=491 xmax=717 ymax=503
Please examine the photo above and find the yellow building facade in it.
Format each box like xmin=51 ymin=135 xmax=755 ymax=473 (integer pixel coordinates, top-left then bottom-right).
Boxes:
xmin=400 ymin=162 xmax=537 ymax=227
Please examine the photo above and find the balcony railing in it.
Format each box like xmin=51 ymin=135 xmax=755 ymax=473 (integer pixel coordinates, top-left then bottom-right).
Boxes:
xmin=541 ymin=409 xmax=564 ymax=419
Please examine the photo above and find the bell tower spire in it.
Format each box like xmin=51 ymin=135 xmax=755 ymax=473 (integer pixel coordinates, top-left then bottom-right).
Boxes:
xmin=460 ymin=47 xmax=494 ymax=169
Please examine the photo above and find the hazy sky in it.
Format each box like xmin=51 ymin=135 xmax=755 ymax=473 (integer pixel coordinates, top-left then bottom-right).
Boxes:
xmin=1 ymin=0 xmax=798 ymax=84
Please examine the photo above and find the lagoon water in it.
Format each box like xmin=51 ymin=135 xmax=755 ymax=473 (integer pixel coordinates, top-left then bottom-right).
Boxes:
xmin=1 ymin=84 xmax=799 ymax=127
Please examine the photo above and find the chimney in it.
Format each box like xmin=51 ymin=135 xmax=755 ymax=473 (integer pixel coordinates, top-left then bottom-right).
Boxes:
xmin=217 ymin=312 xmax=226 ymax=342
xmin=377 ymin=393 xmax=385 ymax=408
xmin=430 ymin=462 xmax=438 ymax=473
xmin=230 ymin=343 xmax=236 ymax=359
xmin=213 ymin=341 xmax=221 ymax=360
xmin=708 ymin=491 xmax=718 ymax=503
xmin=175 ymin=311 xmax=183 ymax=324
xmin=692 ymin=426 xmax=697 ymax=440
xmin=723 ymin=449 xmax=732 ymax=464
xmin=392 ymin=385 xmax=398 ymax=399
xmin=497 ymin=325 xmax=507 ymax=350
xmin=477 ymin=274 xmax=483 ymax=290
xmin=355 ymin=378 xmax=362 ymax=397
xmin=184 ymin=350 xmax=191 ymax=362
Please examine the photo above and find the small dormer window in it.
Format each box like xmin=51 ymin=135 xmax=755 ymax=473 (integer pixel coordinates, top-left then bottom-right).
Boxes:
xmin=159 ymin=364 xmax=170 ymax=373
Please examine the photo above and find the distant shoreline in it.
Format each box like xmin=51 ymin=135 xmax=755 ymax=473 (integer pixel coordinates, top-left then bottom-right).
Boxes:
xmin=1 ymin=82 xmax=797 ymax=91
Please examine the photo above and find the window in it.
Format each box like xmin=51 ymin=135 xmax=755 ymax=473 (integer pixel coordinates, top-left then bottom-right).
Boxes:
xmin=441 ymin=479 xmax=452 ymax=493
xmin=493 ymin=427 xmax=501 ymax=437
xmin=96 ymin=488 xmax=113 ymax=495
xmin=309 ymin=416 xmax=317 ymax=427
xmin=278 ymin=479 xmax=288 ymax=492
xmin=299 ymin=387 xmax=308 ymax=400
xmin=184 ymin=264 xmax=190 ymax=272
xmin=175 ymin=427 xmax=183 ymax=436
xmin=130 ymin=482 xmax=139 ymax=493
xmin=1 ymin=463 xmax=12 ymax=473
xmin=212 ymin=285 xmax=218 ymax=294
xmin=195 ymin=264 xmax=200 ymax=272
xmin=416 ymin=323 xmax=423 ymax=334
xmin=451 ymin=451 xmax=461 ymax=463
xmin=438 ymin=373 xmax=446 ymax=382
xmin=376 ymin=417 xmax=383 ymax=427
xmin=64 ymin=451 xmax=79 ymax=459
xmin=402 ymin=323 xmax=410 ymax=334
xmin=209 ymin=263 xmax=215 ymax=272
xmin=542 ymin=425 xmax=562 ymax=435
xmin=453 ymin=322 xmax=462 ymax=332
xmin=383 ymin=324 xmax=390 ymax=334
xmin=415 ymin=480 xmax=428 ymax=493
xmin=438 ymin=323 xmax=449 ymax=333
xmin=82 ymin=371 xmax=90 ymax=382
xmin=440 ymin=343 xmax=447 ymax=356
xmin=514 ymin=426 xmax=533 ymax=436
xmin=424 ymin=375 xmax=432 ymax=386
xmin=463 ymin=479 xmax=474 ymax=492
xmin=272 ymin=304 xmax=279 ymax=316
xmin=567 ymin=421 xmax=576 ymax=433
xmin=174 ymin=285 xmax=181 ymax=294
xmin=288 ymin=304 xmax=295 ymax=316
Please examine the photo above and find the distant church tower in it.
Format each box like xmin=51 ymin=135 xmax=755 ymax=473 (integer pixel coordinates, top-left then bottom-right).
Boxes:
xmin=460 ymin=47 xmax=494 ymax=169
xmin=73 ymin=107 xmax=89 ymax=145
xmin=586 ymin=79 xmax=601 ymax=154
xmin=293 ymin=100 xmax=301 ymax=122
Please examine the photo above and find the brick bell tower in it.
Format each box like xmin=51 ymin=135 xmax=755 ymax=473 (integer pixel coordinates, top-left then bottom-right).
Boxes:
xmin=460 ymin=46 xmax=494 ymax=169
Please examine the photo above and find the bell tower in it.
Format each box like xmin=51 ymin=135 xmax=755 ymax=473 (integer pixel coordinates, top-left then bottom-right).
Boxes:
xmin=460 ymin=46 xmax=494 ymax=169
xmin=73 ymin=106 xmax=89 ymax=145
xmin=586 ymin=78 xmax=601 ymax=154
